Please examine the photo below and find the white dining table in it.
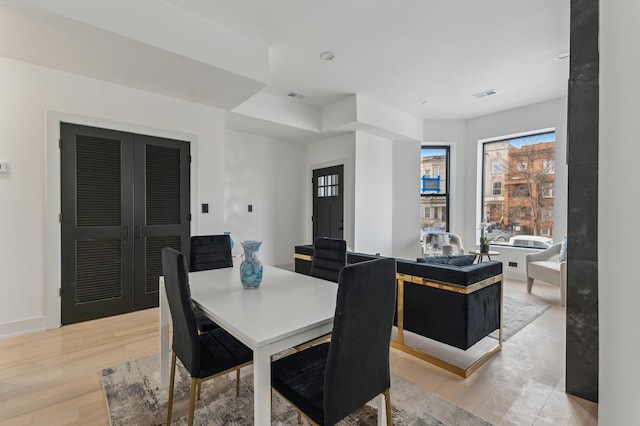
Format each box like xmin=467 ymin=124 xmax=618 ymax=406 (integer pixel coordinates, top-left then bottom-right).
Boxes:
xmin=159 ymin=264 xmax=354 ymax=425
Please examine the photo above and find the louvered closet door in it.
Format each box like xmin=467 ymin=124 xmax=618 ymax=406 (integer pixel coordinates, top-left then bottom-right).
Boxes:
xmin=60 ymin=124 xmax=190 ymax=324
xmin=133 ymin=135 xmax=190 ymax=309
xmin=60 ymin=124 xmax=136 ymax=324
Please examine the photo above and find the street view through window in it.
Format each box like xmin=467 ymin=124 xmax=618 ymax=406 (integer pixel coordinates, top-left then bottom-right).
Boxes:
xmin=420 ymin=146 xmax=449 ymax=238
xmin=482 ymin=131 xmax=556 ymax=249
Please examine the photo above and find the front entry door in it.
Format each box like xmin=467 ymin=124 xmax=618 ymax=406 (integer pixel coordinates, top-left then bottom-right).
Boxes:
xmin=312 ymin=165 xmax=344 ymax=241
xmin=60 ymin=123 xmax=190 ymax=324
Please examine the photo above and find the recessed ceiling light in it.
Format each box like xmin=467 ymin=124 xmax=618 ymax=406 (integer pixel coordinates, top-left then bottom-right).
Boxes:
xmin=319 ymin=51 xmax=335 ymax=61
xmin=417 ymin=98 xmax=428 ymax=104
xmin=555 ymin=51 xmax=570 ymax=60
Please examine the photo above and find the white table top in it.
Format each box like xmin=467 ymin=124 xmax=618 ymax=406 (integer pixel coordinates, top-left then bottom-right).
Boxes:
xmin=188 ymin=264 xmax=338 ymax=350
xmin=468 ymin=250 xmax=500 ymax=256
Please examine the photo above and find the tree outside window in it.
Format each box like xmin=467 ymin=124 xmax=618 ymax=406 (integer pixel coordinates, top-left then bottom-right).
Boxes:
xmin=512 ymin=184 xmax=531 ymax=198
xmin=482 ymin=131 xmax=556 ymax=243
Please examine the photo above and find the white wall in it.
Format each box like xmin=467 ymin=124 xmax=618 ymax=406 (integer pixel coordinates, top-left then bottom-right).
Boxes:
xmin=306 ymin=133 xmax=356 ymax=249
xmin=353 ymin=132 xmax=393 ymax=255
xmin=322 ymin=95 xmax=357 ymax=131
xmin=0 ymin=56 xmax=226 ymax=337
xmin=224 ymin=129 xmax=306 ymax=266
xmin=232 ymin=92 xmax=321 ymax=132
xmin=392 ymin=140 xmax=421 ymax=261
xmin=356 ymin=95 xmax=424 ymax=142
xmin=423 ymin=119 xmax=467 ymax=235
xmin=12 ymin=0 xmax=269 ymax=83
xmin=464 ymin=98 xmax=568 ymax=280
xmin=599 ymin=2 xmax=639 ymax=423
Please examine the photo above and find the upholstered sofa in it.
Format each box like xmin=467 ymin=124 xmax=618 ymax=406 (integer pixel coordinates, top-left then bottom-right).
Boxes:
xmin=294 ymin=245 xmax=503 ymax=377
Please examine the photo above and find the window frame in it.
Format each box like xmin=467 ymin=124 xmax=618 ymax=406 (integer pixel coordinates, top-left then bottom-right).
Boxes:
xmin=480 ymin=130 xmax=556 ymax=249
xmin=421 ymin=145 xmax=450 ymax=232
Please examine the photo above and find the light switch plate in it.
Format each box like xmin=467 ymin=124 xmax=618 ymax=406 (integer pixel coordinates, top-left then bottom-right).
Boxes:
xmin=0 ymin=161 xmax=9 ymax=173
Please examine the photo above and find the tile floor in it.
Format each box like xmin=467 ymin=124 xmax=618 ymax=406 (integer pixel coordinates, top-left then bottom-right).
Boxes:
xmin=389 ymin=277 xmax=598 ymax=425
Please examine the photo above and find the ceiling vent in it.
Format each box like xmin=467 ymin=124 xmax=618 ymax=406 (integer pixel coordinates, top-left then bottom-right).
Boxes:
xmin=287 ymin=92 xmax=305 ymax=99
xmin=473 ymin=89 xmax=498 ymax=99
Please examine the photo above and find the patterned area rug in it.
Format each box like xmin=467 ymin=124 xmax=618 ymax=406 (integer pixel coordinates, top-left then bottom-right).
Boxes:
xmin=102 ymin=353 xmax=493 ymax=425
xmin=491 ymin=296 xmax=551 ymax=341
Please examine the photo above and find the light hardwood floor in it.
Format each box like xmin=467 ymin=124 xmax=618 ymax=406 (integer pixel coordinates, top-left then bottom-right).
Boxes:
xmin=0 ymin=278 xmax=597 ymax=425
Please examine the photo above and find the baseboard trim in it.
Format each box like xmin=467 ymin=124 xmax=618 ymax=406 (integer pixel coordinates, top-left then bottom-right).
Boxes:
xmin=503 ymin=270 xmax=526 ymax=281
xmin=0 ymin=316 xmax=48 ymax=340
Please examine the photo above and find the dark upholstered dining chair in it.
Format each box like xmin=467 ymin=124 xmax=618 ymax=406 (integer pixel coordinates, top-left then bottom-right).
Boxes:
xmin=190 ymin=234 xmax=233 ymax=272
xmin=294 ymin=237 xmax=347 ymax=351
xmin=271 ymin=257 xmax=397 ymax=425
xmin=162 ymin=248 xmax=253 ymax=426
xmin=189 ymin=235 xmax=233 ymax=332
xmin=310 ymin=237 xmax=347 ymax=283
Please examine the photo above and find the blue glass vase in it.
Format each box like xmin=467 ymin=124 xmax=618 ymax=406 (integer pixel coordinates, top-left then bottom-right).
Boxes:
xmin=240 ymin=240 xmax=263 ymax=289
xmin=224 ymin=231 xmax=234 ymax=250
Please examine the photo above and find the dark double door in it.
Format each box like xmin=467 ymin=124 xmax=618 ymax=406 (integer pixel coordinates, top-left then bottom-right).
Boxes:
xmin=60 ymin=123 xmax=190 ymax=325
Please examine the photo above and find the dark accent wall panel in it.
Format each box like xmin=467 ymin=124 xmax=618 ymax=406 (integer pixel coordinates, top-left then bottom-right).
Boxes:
xmin=566 ymin=0 xmax=599 ymax=403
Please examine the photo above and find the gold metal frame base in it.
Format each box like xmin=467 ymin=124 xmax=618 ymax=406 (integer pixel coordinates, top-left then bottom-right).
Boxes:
xmin=394 ymin=273 xmax=504 ymax=378
xmin=390 ymin=339 xmax=502 ymax=378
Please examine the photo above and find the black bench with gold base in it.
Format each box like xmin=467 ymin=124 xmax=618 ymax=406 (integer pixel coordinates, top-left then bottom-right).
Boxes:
xmin=294 ymin=245 xmax=503 ymax=378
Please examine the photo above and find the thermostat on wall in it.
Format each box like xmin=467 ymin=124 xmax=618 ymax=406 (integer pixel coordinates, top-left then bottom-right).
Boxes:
xmin=0 ymin=161 xmax=9 ymax=174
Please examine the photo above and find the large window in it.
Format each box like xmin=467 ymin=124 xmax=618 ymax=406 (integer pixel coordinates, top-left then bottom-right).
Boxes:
xmin=421 ymin=146 xmax=449 ymax=233
xmin=481 ymin=131 xmax=556 ymax=247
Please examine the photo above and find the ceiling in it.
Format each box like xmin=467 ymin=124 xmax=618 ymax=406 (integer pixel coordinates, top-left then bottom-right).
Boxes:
xmin=165 ymin=0 xmax=570 ymax=120
xmin=4 ymin=0 xmax=570 ymax=138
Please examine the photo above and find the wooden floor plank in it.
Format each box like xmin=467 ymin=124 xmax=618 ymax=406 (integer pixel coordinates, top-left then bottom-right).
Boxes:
xmin=0 ymin=279 xmax=597 ymax=425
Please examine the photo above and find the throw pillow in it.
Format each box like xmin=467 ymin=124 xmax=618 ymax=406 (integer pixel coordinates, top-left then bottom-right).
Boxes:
xmin=560 ymin=236 xmax=568 ymax=262
xmin=448 ymin=255 xmax=476 ymax=266
xmin=417 ymin=256 xmax=449 ymax=264
xmin=417 ymin=255 xmax=475 ymax=266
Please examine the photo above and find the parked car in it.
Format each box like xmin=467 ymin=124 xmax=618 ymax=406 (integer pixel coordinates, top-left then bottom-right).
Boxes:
xmin=508 ymin=235 xmax=554 ymax=249
xmin=486 ymin=229 xmax=511 ymax=242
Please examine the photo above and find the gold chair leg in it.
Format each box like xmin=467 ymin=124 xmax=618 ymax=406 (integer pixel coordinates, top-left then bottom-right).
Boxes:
xmin=384 ymin=389 xmax=392 ymax=426
xmin=197 ymin=382 xmax=201 ymax=400
xmin=166 ymin=353 xmax=177 ymax=425
xmin=188 ymin=378 xmax=197 ymax=426
xmin=236 ymin=368 xmax=241 ymax=397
